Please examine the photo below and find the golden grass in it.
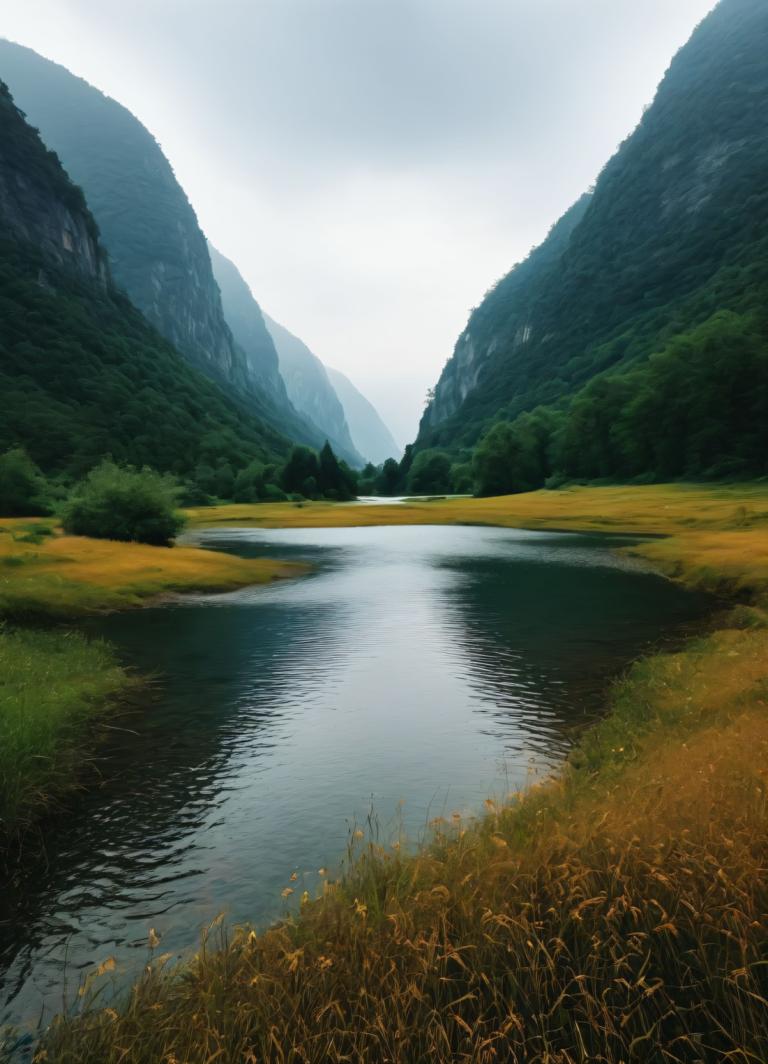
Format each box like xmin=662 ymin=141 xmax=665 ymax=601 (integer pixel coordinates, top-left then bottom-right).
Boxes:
xmin=186 ymin=481 xmax=768 ymax=535
xmin=32 ymin=482 xmax=768 ymax=1062
xmin=0 ymin=519 xmax=306 ymax=618
xmin=37 ymin=615 xmax=768 ymax=1063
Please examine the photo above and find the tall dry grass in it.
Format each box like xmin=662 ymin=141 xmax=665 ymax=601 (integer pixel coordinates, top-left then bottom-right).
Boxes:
xmin=35 ymin=608 xmax=768 ymax=1063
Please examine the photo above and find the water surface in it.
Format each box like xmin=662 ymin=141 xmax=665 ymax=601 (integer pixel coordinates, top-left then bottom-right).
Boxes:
xmin=0 ymin=524 xmax=708 ymax=1032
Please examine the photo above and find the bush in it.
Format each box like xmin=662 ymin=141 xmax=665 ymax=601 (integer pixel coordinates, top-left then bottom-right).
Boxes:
xmin=407 ymin=449 xmax=453 ymax=494
xmin=0 ymin=448 xmax=51 ymax=516
xmin=262 ymin=483 xmax=287 ymax=502
xmin=62 ymin=461 xmax=185 ymax=546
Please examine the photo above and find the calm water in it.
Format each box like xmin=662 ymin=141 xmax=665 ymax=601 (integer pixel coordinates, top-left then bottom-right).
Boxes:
xmin=0 ymin=524 xmax=709 ymax=1035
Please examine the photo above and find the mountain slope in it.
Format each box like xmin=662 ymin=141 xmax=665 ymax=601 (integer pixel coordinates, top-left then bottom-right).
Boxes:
xmin=418 ymin=0 xmax=768 ymax=475
xmin=207 ymin=244 xmax=346 ymax=455
xmin=325 ymin=367 xmax=401 ymax=464
xmin=206 ymin=245 xmax=286 ymax=407
xmin=263 ymin=314 xmax=364 ymax=467
xmin=0 ymin=40 xmax=254 ymax=397
xmin=0 ymin=78 xmax=290 ymax=480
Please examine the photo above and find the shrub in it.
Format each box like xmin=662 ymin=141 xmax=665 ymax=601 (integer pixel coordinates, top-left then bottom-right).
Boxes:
xmin=62 ymin=461 xmax=185 ymax=546
xmin=0 ymin=448 xmax=51 ymax=516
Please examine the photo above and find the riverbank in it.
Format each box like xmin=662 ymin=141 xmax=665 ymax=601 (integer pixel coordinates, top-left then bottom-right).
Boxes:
xmin=35 ymin=484 xmax=768 ymax=1062
xmin=0 ymin=518 xmax=306 ymax=620
xmin=0 ymin=519 xmax=306 ymax=843
xmin=0 ymin=628 xmax=132 ymax=846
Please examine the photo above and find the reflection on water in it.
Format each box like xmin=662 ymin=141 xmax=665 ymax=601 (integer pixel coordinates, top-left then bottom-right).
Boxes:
xmin=0 ymin=524 xmax=708 ymax=1032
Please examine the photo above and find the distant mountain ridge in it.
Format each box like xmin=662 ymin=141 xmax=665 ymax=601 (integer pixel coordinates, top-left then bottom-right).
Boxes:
xmin=263 ymin=313 xmax=364 ymax=467
xmin=326 ymin=367 xmax=401 ymax=465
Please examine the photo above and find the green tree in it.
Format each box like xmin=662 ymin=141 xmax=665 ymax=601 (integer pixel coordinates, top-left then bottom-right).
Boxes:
xmin=318 ymin=441 xmax=356 ymax=500
xmin=233 ymin=460 xmax=267 ymax=503
xmin=62 ymin=461 xmax=185 ymax=546
xmin=377 ymin=458 xmax=401 ymax=496
xmin=281 ymin=446 xmax=320 ymax=496
xmin=473 ymin=415 xmax=551 ymax=497
xmin=407 ymin=449 xmax=453 ymax=495
xmin=0 ymin=448 xmax=51 ymax=516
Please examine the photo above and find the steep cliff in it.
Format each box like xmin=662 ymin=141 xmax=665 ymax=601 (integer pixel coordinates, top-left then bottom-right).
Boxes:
xmin=0 ymin=80 xmax=108 ymax=289
xmin=420 ymin=195 xmax=591 ymax=433
xmin=207 ymin=245 xmax=287 ymax=406
xmin=325 ymin=367 xmax=401 ymax=465
xmin=0 ymin=78 xmax=290 ymax=478
xmin=0 ymin=41 xmax=251 ymax=394
xmin=418 ymin=0 xmax=768 ymax=465
xmin=264 ymin=314 xmax=364 ymax=468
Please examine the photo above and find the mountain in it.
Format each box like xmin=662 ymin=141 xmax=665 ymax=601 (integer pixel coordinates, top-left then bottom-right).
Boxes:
xmin=206 ymin=245 xmax=287 ymax=408
xmin=0 ymin=78 xmax=289 ymax=480
xmin=263 ymin=314 xmax=364 ymax=467
xmin=325 ymin=367 xmax=401 ymax=465
xmin=418 ymin=0 xmax=768 ymax=486
xmin=0 ymin=40 xmax=259 ymax=400
xmin=206 ymin=244 xmax=353 ymax=460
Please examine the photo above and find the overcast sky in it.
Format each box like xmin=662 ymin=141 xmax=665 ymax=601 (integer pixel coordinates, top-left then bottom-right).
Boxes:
xmin=3 ymin=0 xmax=717 ymax=445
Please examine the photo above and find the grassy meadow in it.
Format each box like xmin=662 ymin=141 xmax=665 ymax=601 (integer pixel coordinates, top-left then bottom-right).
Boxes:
xmin=0 ymin=518 xmax=306 ymax=619
xmin=29 ymin=482 xmax=768 ymax=1062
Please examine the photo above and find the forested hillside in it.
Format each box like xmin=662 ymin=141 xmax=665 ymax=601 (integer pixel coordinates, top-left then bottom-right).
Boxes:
xmin=0 ymin=79 xmax=290 ymax=482
xmin=0 ymin=42 xmax=256 ymax=400
xmin=417 ymin=0 xmax=768 ymax=491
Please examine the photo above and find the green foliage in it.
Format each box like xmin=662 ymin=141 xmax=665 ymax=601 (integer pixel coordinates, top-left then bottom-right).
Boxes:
xmin=0 ymin=447 xmax=51 ymax=516
xmin=407 ymin=449 xmax=453 ymax=495
xmin=418 ymin=0 xmax=768 ymax=482
xmin=473 ymin=311 xmax=768 ymax=494
xmin=0 ymin=76 xmax=292 ymax=491
xmin=0 ymin=626 xmax=128 ymax=836
xmin=281 ymin=446 xmax=320 ymax=497
xmin=279 ymin=443 xmax=356 ymax=501
xmin=473 ymin=412 xmax=553 ymax=496
xmin=62 ymin=461 xmax=186 ymax=546
xmin=318 ymin=441 xmax=356 ymax=501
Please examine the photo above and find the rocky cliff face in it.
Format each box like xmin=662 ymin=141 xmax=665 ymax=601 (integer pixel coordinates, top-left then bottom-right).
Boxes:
xmin=0 ymin=77 xmax=291 ymax=477
xmin=325 ymin=367 xmax=401 ymax=465
xmin=417 ymin=0 xmax=768 ymax=454
xmin=0 ymin=80 xmax=108 ymax=287
xmin=264 ymin=313 xmax=364 ymax=467
xmin=0 ymin=41 xmax=250 ymax=392
xmin=419 ymin=194 xmax=591 ymax=435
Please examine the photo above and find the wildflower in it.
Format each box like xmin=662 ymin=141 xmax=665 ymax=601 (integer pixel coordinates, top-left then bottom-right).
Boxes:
xmin=318 ymin=867 xmax=327 ymax=876
xmin=354 ymin=898 xmax=368 ymax=918
xmin=301 ymin=890 xmax=310 ymax=905
xmin=281 ymin=887 xmax=294 ymax=898
xmin=353 ymin=829 xmax=365 ymax=839
xmin=318 ymin=955 xmax=334 ymax=970
xmin=290 ymin=871 xmax=298 ymax=881
xmin=148 ymin=928 xmax=161 ymax=949
xmin=96 ymin=956 xmax=116 ymax=976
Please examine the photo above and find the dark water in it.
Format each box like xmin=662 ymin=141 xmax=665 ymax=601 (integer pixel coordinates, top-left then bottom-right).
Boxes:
xmin=0 ymin=524 xmax=709 ymax=1035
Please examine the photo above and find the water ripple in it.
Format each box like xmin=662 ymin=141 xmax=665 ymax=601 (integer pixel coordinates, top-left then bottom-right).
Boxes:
xmin=0 ymin=524 xmax=708 ymax=1035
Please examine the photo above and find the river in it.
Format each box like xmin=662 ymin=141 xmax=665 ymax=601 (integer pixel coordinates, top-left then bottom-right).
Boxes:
xmin=0 ymin=523 xmax=709 ymax=1035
